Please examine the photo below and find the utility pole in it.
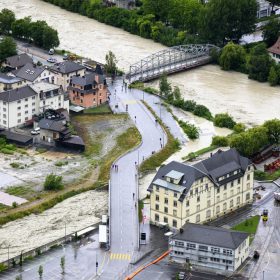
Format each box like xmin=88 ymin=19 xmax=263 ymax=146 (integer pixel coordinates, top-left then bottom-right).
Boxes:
xmin=96 ymin=252 xmax=98 ymax=276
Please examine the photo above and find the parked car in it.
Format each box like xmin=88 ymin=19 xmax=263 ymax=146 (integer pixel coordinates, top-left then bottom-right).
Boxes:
xmin=63 ymin=53 xmax=69 ymax=60
xmin=31 ymin=127 xmax=40 ymax=135
xmin=48 ymin=48 xmax=54 ymax=55
xmin=253 ymin=250 xmax=260 ymax=259
xmin=47 ymin=57 xmax=57 ymax=63
xmin=178 ymin=272 xmax=185 ymax=280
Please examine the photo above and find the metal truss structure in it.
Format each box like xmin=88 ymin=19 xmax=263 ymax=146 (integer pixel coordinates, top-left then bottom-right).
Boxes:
xmin=127 ymin=44 xmax=219 ymax=82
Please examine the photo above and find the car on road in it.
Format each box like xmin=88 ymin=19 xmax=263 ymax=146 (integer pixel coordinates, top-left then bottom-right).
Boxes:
xmin=47 ymin=57 xmax=57 ymax=63
xmin=178 ymin=271 xmax=185 ymax=279
xmin=31 ymin=127 xmax=40 ymax=135
xmin=48 ymin=48 xmax=54 ymax=55
xmin=63 ymin=53 xmax=69 ymax=60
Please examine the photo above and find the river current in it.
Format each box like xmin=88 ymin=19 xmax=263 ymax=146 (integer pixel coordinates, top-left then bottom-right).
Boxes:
xmin=1 ymin=0 xmax=279 ymax=125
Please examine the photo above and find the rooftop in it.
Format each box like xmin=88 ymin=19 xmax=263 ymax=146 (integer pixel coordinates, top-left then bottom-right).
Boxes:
xmin=173 ymin=223 xmax=249 ymax=250
xmin=166 ymin=170 xmax=185 ymax=180
xmin=14 ymin=63 xmax=45 ymax=82
xmin=5 ymin=53 xmax=33 ymax=69
xmin=153 ymin=178 xmax=186 ymax=193
xmin=49 ymin=61 xmax=86 ymax=74
xmin=29 ymin=82 xmax=60 ymax=93
xmin=38 ymin=118 xmax=67 ymax=132
xmin=0 ymin=85 xmax=37 ymax=102
xmin=268 ymin=37 xmax=280 ymax=55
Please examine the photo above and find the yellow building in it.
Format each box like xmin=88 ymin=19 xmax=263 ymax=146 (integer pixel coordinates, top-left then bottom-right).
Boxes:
xmin=148 ymin=149 xmax=254 ymax=229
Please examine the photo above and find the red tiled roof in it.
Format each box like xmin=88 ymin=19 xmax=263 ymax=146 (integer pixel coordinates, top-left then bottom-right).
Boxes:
xmin=268 ymin=37 xmax=280 ymax=55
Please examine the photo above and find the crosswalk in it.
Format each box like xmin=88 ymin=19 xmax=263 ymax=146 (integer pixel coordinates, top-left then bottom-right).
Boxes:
xmin=110 ymin=253 xmax=131 ymax=261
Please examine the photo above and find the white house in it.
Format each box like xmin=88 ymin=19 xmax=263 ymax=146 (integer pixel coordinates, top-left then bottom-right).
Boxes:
xmin=169 ymin=223 xmax=250 ymax=272
xmin=268 ymin=37 xmax=280 ymax=64
xmin=148 ymin=149 xmax=254 ymax=229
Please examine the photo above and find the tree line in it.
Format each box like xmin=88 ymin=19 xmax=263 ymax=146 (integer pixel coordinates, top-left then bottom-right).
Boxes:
xmin=0 ymin=8 xmax=59 ymax=50
xmin=41 ymin=0 xmax=261 ymax=47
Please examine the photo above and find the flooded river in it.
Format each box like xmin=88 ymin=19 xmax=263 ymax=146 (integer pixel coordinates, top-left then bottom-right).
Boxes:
xmin=1 ymin=0 xmax=279 ymax=125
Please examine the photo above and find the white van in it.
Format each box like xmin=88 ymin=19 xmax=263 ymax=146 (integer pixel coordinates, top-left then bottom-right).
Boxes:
xmin=48 ymin=48 xmax=54 ymax=55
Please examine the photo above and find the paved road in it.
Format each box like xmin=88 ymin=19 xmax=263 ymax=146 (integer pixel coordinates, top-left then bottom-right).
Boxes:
xmin=99 ymin=79 xmax=168 ymax=279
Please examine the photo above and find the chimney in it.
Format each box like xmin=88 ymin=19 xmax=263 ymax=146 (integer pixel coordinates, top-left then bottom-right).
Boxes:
xmin=179 ymin=228 xmax=184 ymax=234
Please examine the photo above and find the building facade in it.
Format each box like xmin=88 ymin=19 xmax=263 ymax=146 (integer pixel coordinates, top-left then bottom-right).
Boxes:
xmin=68 ymin=72 xmax=108 ymax=108
xmin=148 ymin=149 xmax=254 ymax=229
xmin=170 ymin=223 xmax=250 ymax=272
xmin=0 ymin=74 xmax=26 ymax=92
xmin=257 ymin=0 xmax=271 ymax=18
xmin=49 ymin=61 xmax=86 ymax=90
xmin=0 ymin=83 xmax=69 ymax=129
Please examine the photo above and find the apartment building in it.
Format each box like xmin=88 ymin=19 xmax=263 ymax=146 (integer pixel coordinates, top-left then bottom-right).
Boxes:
xmin=257 ymin=0 xmax=271 ymax=18
xmin=170 ymin=223 xmax=250 ymax=272
xmin=0 ymin=83 xmax=68 ymax=129
xmin=68 ymin=69 xmax=108 ymax=108
xmin=148 ymin=149 xmax=254 ymax=229
xmin=49 ymin=61 xmax=86 ymax=90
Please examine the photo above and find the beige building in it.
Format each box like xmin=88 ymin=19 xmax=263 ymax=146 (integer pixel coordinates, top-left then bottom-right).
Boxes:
xmin=49 ymin=61 xmax=86 ymax=90
xmin=148 ymin=149 xmax=254 ymax=229
xmin=170 ymin=223 xmax=250 ymax=272
xmin=0 ymin=73 xmax=26 ymax=92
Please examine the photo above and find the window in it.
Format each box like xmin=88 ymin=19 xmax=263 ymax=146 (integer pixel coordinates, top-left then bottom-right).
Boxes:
xmin=172 ymin=220 xmax=177 ymax=228
xmin=207 ymin=191 xmax=211 ymax=198
xmin=17 ymin=100 xmax=21 ymax=103
xmin=231 ymin=181 xmax=234 ymax=187
xmin=216 ymin=205 xmax=220 ymax=214
xmin=164 ymin=189 xmax=168 ymax=195
xmin=237 ymin=196 xmax=240 ymax=205
xmin=238 ymin=178 xmax=241 ymax=184
xmin=3 ymin=102 xmax=6 ymax=105
xmin=247 ymin=174 xmax=250 ymax=180
xmin=32 ymin=102 xmax=35 ymax=106
xmin=174 ymin=192 xmax=177 ymax=198
xmin=156 ymin=195 xmax=159 ymax=201
xmin=217 ymin=188 xmax=220 ymax=194
xmin=223 ymin=202 xmax=227 ymax=211
xmin=198 ymin=245 xmax=208 ymax=252
xmin=3 ymin=108 xmax=6 ymax=112
xmin=25 ymin=117 xmax=28 ymax=121
xmin=237 ymin=187 xmax=240 ymax=193
xmin=247 ymin=183 xmax=250 ymax=190
xmin=25 ymin=110 xmax=28 ymax=114
xmin=17 ymin=106 xmax=21 ymax=110
xmin=175 ymin=241 xmax=184 ymax=247
xmin=17 ymin=119 xmax=21 ymax=123
xmin=196 ymin=214 xmax=200 ymax=223
xmin=174 ymin=251 xmax=184 ymax=255
xmin=186 ymin=243 xmax=196 ymax=250
xmin=206 ymin=210 xmax=211 ymax=218
xmin=223 ymin=193 xmax=227 ymax=200
xmin=207 ymin=200 xmax=210 ymax=207
xmin=186 ymin=200 xmax=189 ymax=207
xmin=230 ymin=190 xmax=234 ymax=197
xmin=246 ymin=193 xmax=250 ymax=201
xmin=217 ymin=196 xmax=220 ymax=202
xmin=25 ymin=98 xmax=28 ymax=102
xmin=155 ymin=204 xmax=159 ymax=210
xmin=3 ymin=114 xmax=6 ymax=118
xmin=156 ymin=186 xmax=159 ymax=191
xmin=164 ymin=207 xmax=168 ymax=213
xmin=248 ymin=166 xmax=251 ymax=171
xmin=230 ymin=199 xmax=233 ymax=207
xmin=200 ymin=178 xmax=203 ymax=183
xmin=196 ymin=205 xmax=200 ymax=212
xmin=190 ymin=190 xmax=193 ymax=196
xmin=155 ymin=214 xmax=159 ymax=221
xmin=186 ymin=210 xmax=189 ymax=217
xmin=173 ymin=201 xmax=177 ymax=207
xmin=173 ymin=210 xmax=177 ymax=217
xmin=197 ymin=196 xmax=200 ymax=203
xmin=224 ymin=184 xmax=227 ymax=190
xmin=211 ymin=247 xmax=220 ymax=254
xmin=164 ymin=216 xmax=168 ymax=223
xmin=210 ymin=257 xmax=220 ymax=262
xmin=164 ymin=198 xmax=168 ymax=204
xmin=32 ymin=96 xmax=35 ymax=100
xmin=222 ymin=259 xmax=232 ymax=264
xmin=17 ymin=113 xmax=21 ymax=117
xmin=25 ymin=104 xmax=28 ymax=108
xmin=198 ymin=256 xmax=207 ymax=263
xmin=223 ymin=249 xmax=233 ymax=256
xmin=195 ymin=188 xmax=198 ymax=194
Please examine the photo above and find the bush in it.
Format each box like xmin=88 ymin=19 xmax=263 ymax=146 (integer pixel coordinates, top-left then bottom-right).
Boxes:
xmin=193 ymin=105 xmax=212 ymax=120
xmin=211 ymin=136 xmax=229 ymax=147
xmin=214 ymin=113 xmax=236 ymax=129
xmin=12 ymin=201 xmax=18 ymax=208
xmin=10 ymin=162 xmax=20 ymax=168
xmin=183 ymin=100 xmax=196 ymax=112
xmin=1 ymin=148 xmax=14 ymax=155
xmin=233 ymin=123 xmax=246 ymax=133
xmin=178 ymin=120 xmax=199 ymax=140
xmin=44 ymin=174 xmax=63 ymax=191
xmin=254 ymin=170 xmax=267 ymax=181
xmin=55 ymin=161 xmax=68 ymax=167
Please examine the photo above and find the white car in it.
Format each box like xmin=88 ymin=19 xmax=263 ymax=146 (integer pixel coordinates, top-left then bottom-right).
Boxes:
xmin=31 ymin=127 xmax=40 ymax=135
xmin=47 ymin=57 xmax=57 ymax=63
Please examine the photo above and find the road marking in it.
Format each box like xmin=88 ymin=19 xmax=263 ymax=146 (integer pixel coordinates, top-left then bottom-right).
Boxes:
xmin=110 ymin=253 xmax=131 ymax=261
xmin=122 ymin=99 xmax=137 ymax=105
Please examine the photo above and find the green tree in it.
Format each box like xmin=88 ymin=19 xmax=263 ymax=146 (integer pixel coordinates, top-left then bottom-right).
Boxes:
xmin=219 ymin=42 xmax=246 ymax=71
xmin=193 ymin=105 xmax=212 ymax=120
xmin=104 ymin=50 xmax=117 ymax=76
xmin=183 ymin=100 xmax=196 ymax=112
xmin=42 ymin=26 xmax=60 ymax=49
xmin=60 ymin=256 xmax=65 ymax=274
xmin=200 ymin=0 xmax=258 ymax=45
xmin=142 ymin=0 xmax=172 ymax=22
xmin=233 ymin=123 xmax=246 ymax=133
xmin=211 ymin=136 xmax=229 ymax=147
xmin=263 ymin=119 xmax=280 ymax=144
xmin=11 ymin=17 xmax=32 ymax=40
xmin=159 ymin=74 xmax=172 ymax=97
xmin=262 ymin=19 xmax=280 ymax=47
xmin=214 ymin=113 xmax=236 ymax=129
xmin=268 ymin=65 xmax=279 ymax=86
xmin=248 ymin=43 xmax=272 ymax=82
xmin=179 ymin=120 xmax=200 ymax=139
xmin=230 ymin=126 xmax=269 ymax=157
xmin=38 ymin=265 xmax=43 ymax=279
xmin=44 ymin=174 xmax=63 ymax=191
xmin=0 ymin=37 xmax=17 ymax=61
xmin=0 ymin=9 xmax=15 ymax=34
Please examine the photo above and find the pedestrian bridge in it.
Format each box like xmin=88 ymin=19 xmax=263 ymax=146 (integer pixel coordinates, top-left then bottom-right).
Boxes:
xmin=127 ymin=44 xmax=219 ymax=82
